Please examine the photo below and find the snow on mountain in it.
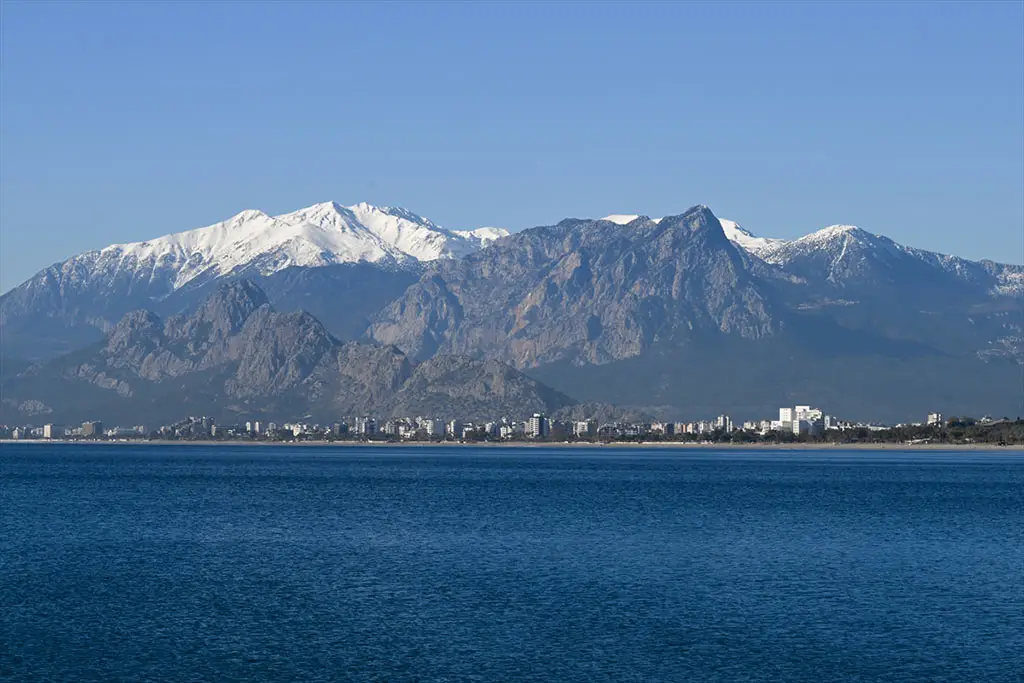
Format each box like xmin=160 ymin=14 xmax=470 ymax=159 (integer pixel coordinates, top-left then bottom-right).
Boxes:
xmin=602 ymin=214 xmax=643 ymax=225
xmin=601 ymin=214 xmax=664 ymax=226
xmin=757 ymin=225 xmax=898 ymax=263
xmin=454 ymin=227 xmax=510 ymax=245
xmin=87 ymin=201 xmax=510 ymax=292
xmin=752 ymin=223 xmax=1024 ymax=296
xmin=717 ymin=218 xmax=786 ymax=257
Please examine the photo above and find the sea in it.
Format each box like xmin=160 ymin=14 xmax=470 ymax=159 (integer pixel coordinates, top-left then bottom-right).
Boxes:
xmin=1 ymin=444 xmax=1022 ymax=682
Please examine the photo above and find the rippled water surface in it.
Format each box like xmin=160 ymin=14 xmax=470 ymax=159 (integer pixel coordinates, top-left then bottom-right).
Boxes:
xmin=2 ymin=445 xmax=1022 ymax=682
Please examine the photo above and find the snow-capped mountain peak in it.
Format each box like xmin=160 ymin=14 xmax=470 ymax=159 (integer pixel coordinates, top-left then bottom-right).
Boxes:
xmin=73 ymin=201 xmax=510 ymax=294
xmin=794 ymin=224 xmax=870 ymax=246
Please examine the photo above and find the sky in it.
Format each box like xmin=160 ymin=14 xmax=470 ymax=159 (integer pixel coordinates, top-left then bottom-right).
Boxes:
xmin=1 ymin=1 xmax=1022 ymax=291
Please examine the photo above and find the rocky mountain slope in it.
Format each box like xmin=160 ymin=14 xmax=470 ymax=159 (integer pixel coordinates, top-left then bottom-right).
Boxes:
xmin=0 ymin=281 xmax=570 ymax=425
xmin=370 ymin=206 xmax=779 ymax=366
xmin=0 ymin=202 xmax=509 ymax=359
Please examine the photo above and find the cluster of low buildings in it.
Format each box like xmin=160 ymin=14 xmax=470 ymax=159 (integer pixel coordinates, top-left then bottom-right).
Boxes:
xmin=1 ymin=406 xmax=971 ymax=443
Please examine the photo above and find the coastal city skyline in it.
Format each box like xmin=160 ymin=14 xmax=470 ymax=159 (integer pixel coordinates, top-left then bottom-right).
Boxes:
xmin=6 ymin=405 xmax=1018 ymax=446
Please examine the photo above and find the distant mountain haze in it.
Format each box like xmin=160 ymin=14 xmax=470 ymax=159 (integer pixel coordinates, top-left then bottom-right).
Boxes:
xmin=1 ymin=201 xmax=1020 ymax=422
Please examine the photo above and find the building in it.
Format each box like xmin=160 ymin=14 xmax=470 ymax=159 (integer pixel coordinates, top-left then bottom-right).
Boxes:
xmin=42 ymin=424 xmax=56 ymax=439
xmin=527 ymin=413 xmax=550 ymax=439
xmin=82 ymin=421 xmax=103 ymax=437
xmin=649 ymin=422 xmax=676 ymax=437
xmin=713 ymin=414 xmax=733 ymax=432
xmin=418 ymin=418 xmax=440 ymax=437
xmin=573 ymin=420 xmax=597 ymax=438
xmin=795 ymin=406 xmax=823 ymax=421
xmin=778 ymin=407 xmax=794 ymax=427
xmin=792 ymin=418 xmax=823 ymax=437
xmin=927 ymin=412 xmax=943 ymax=427
xmin=354 ymin=417 xmax=376 ymax=437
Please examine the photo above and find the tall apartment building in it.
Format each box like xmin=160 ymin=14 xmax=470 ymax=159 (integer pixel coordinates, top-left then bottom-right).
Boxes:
xmin=528 ymin=413 xmax=550 ymax=439
xmin=779 ymin=407 xmax=794 ymax=427
xmin=354 ymin=417 xmax=376 ymax=437
xmin=82 ymin=421 xmax=103 ymax=437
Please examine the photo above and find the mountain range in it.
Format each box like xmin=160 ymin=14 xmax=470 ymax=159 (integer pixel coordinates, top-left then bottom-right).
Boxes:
xmin=1 ymin=280 xmax=571 ymax=425
xmin=0 ymin=202 xmax=507 ymax=358
xmin=1 ymin=200 xmax=1021 ymax=424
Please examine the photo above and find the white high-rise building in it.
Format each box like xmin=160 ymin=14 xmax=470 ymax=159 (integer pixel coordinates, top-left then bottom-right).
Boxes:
xmin=528 ymin=413 xmax=550 ymax=439
xmin=779 ymin=407 xmax=794 ymax=426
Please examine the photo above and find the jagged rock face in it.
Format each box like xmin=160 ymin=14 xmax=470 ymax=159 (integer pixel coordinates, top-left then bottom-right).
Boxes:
xmin=94 ymin=280 xmax=286 ymax=382
xmin=323 ymin=344 xmax=415 ymax=415
xmin=76 ymin=280 xmax=370 ymax=402
xmin=226 ymin=308 xmax=338 ymax=398
xmin=179 ymin=280 xmax=269 ymax=341
xmin=370 ymin=206 xmax=779 ymax=367
xmin=385 ymin=356 xmax=574 ymax=417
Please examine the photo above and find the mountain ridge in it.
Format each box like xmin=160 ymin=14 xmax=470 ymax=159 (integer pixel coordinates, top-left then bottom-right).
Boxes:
xmin=0 ymin=280 xmax=572 ymax=425
xmin=0 ymin=201 xmax=510 ymax=359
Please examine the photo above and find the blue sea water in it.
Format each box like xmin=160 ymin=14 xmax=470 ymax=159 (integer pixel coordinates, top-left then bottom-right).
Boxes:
xmin=1 ymin=445 xmax=1022 ymax=682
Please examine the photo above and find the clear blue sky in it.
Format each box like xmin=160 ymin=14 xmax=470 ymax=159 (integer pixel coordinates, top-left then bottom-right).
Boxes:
xmin=2 ymin=1 xmax=1022 ymax=290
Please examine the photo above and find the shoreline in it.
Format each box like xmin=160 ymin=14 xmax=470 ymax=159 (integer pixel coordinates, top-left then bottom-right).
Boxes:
xmin=3 ymin=439 xmax=1021 ymax=452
